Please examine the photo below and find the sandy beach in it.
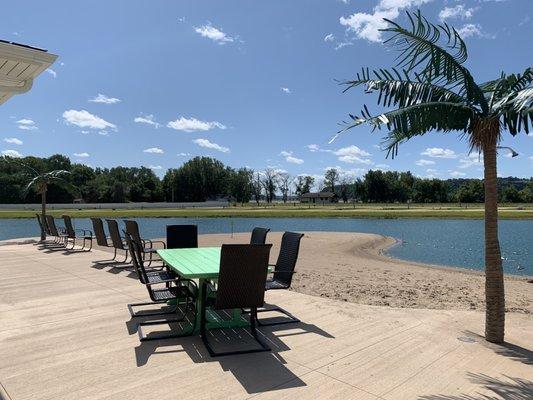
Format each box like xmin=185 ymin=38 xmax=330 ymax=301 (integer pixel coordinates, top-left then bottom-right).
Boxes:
xmin=197 ymin=231 xmax=532 ymax=314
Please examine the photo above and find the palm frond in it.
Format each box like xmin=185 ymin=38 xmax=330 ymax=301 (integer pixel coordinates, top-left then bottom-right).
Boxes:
xmin=331 ymin=102 xmax=475 ymax=143
xmin=381 ymin=11 xmax=487 ymax=112
xmin=484 ymin=68 xmax=533 ymax=111
xmin=341 ymin=67 xmax=467 ymax=108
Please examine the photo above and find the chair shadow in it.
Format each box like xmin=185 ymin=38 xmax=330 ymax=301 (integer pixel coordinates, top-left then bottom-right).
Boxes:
xmin=462 ymin=330 xmax=533 ymax=365
xmin=130 ymin=307 xmax=334 ymax=394
xmin=418 ymin=373 xmax=533 ymax=400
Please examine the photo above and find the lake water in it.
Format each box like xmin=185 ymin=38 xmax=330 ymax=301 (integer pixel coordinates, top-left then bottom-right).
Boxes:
xmin=0 ymin=217 xmax=531 ymax=276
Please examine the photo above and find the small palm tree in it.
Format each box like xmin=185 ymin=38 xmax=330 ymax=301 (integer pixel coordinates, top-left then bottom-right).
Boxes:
xmin=335 ymin=11 xmax=531 ymax=343
xmin=18 ymin=161 xmax=73 ymax=241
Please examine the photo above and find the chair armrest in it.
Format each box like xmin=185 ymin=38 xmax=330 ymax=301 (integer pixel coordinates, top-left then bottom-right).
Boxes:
xmin=269 ymin=270 xmax=296 ymax=275
xmin=150 ymin=240 xmax=166 ymax=249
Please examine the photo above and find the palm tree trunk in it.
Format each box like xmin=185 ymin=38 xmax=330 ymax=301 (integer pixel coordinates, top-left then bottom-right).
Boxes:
xmin=41 ymin=188 xmax=47 ymax=241
xmin=483 ymin=140 xmax=505 ymax=343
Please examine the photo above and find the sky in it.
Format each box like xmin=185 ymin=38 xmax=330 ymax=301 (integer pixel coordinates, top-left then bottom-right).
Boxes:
xmin=1 ymin=0 xmax=532 ymax=184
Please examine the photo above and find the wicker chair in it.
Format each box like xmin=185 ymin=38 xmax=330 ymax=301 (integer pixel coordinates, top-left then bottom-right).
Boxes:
xmin=62 ymin=215 xmax=93 ymax=250
xmin=166 ymin=225 xmax=198 ymax=249
xmin=106 ymin=219 xmax=129 ymax=263
xmin=124 ymin=220 xmax=166 ymax=266
xmin=250 ymin=227 xmax=270 ymax=245
xmin=125 ymin=233 xmax=198 ymax=341
xmin=201 ymin=244 xmax=272 ymax=357
xmin=256 ymin=231 xmax=304 ymax=326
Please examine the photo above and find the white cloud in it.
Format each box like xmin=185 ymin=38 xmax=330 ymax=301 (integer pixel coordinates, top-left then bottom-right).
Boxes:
xmin=149 ymin=165 xmax=163 ymax=170
xmin=324 ymin=33 xmax=335 ymax=42
xmin=280 ymin=150 xmax=304 ymax=164
xmin=307 ymin=144 xmax=320 ymax=152
xmin=143 ymin=147 xmax=164 ymax=154
xmin=62 ymin=109 xmax=117 ymax=131
xmin=458 ymin=153 xmax=483 ymax=168
xmin=374 ymin=163 xmax=390 ymax=170
xmin=450 ymin=170 xmax=466 ymax=177
xmin=334 ymin=145 xmax=372 ymax=164
xmin=134 ymin=114 xmax=161 ymax=128
xmin=1 ymin=149 xmax=22 ymax=158
xmin=177 ymin=152 xmax=191 ymax=157
xmin=281 ymin=87 xmax=291 ymax=94
xmin=194 ymin=23 xmax=235 ymax=44
xmin=89 ymin=94 xmax=121 ymax=104
xmin=167 ymin=117 xmax=226 ymax=132
xmin=193 ymin=138 xmax=229 ymax=153
xmin=17 ymin=118 xmax=37 ymax=131
xmin=457 ymin=23 xmax=493 ymax=39
xmin=46 ymin=68 xmax=57 ymax=78
xmin=3 ymin=138 xmax=23 ymax=145
xmin=416 ymin=159 xmax=435 ymax=166
xmin=421 ymin=147 xmax=457 ymax=159
xmin=73 ymin=152 xmax=89 ymax=158
xmin=439 ymin=5 xmax=476 ymax=21
xmin=529 ymin=156 xmax=533 ymax=162
xmin=98 ymin=130 xmax=110 ymax=136
xmin=339 ymin=0 xmax=432 ymax=43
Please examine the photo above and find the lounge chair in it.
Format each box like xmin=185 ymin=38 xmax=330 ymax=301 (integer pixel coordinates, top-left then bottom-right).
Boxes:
xmin=105 ymin=219 xmax=129 ymax=264
xmin=125 ymin=233 xmax=198 ymax=342
xmin=44 ymin=215 xmax=67 ymax=246
xmin=250 ymin=227 xmax=270 ymax=245
xmin=256 ymin=231 xmax=304 ymax=326
xmin=200 ymin=244 xmax=272 ymax=357
xmin=62 ymin=215 xmax=93 ymax=251
xmin=124 ymin=220 xmax=166 ymax=265
xmin=166 ymin=224 xmax=198 ymax=249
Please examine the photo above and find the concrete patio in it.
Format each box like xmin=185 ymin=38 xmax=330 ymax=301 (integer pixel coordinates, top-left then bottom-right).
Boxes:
xmin=0 ymin=241 xmax=531 ymax=400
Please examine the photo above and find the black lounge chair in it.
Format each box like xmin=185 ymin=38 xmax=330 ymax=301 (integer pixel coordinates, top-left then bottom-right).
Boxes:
xmin=124 ymin=220 xmax=166 ymax=265
xmin=125 ymin=233 xmax=198 ymax=341
xmin=256 ymin=231 xmax=304 ymax=326
xmin=106 ymin=219 xmax=129 ymax=264
xmin=44 ymin=215 xmax=67 ymax=246
xmin=166 ymin=225 xmax=198 ymax=249
xmin=62 ymin=215 xmax=93 ymax=251
xmin=201 ymin=244 xmax=272 ymax=357
xmin=250 ymin=227 xmax=270 ymax=245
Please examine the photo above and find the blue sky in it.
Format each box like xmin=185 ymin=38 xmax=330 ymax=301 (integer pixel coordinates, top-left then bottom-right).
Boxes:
xmin=1 ymin=0 xmax=532 ymax=184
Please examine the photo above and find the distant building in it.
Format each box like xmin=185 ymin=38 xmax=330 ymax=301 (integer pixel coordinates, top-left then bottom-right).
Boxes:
xmin=300 ymin=192 xmax=338 ymax=204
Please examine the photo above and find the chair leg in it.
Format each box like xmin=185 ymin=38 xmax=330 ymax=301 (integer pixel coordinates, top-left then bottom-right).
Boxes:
xmin=255 ymin=306 xmax=300 ymax=326
xmin=137 ymin=300 xmax=196 ymax=342
xmin=128 ymin=301 xmax=178 ymax=318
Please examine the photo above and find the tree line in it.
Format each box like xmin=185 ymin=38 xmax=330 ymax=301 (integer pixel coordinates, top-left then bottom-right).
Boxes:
xmin=0 ymin=154 xmax=531 ymax=204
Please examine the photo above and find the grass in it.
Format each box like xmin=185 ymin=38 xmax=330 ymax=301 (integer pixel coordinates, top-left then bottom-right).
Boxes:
xmin=1 ymin=203 xmax=532 ymax=219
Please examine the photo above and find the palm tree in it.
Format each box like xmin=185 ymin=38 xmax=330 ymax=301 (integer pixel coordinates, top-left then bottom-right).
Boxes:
xmin=335 ymin=11 xmax=531 ymax=343
xmin=18 ymin=161 xmax=73 ymax=241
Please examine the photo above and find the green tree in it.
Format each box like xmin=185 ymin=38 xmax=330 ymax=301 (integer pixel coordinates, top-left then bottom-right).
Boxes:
xmin=324 ymin=168 xmax=340 ymax=194
xmin=337 ymin=11 xmax=532 ymax=342
xmin=229 ymin=168 xmax=253 ymax=204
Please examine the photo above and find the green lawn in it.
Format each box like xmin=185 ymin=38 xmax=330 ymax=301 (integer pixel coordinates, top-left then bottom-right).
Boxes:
xmin=1 ymin=204 xmax=532 ymax=219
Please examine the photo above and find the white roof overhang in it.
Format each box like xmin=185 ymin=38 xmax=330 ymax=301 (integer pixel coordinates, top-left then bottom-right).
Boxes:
xmin=0 ymin=41 xmax=58 ymax=105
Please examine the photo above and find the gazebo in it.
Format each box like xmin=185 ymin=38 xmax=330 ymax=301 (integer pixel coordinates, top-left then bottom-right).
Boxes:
xmin=0 ymin=40 xmax=57 ymax=105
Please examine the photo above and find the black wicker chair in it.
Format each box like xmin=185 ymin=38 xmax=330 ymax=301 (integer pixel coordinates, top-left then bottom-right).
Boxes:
xmin=201 ymin=244 xmax=272 ymax=357
xmin=250 ymin=227 xmax=270 ymax=245
xmin=124 ymin=220 xmax=166 ymax=266
xmin=44 ymin=215 xmax=67 ymax=246
xmin=106 ymin=219 xmax=129 ymax=263
xmin=62 ymin=215 xmax=93 ymax=250
xmin=125 ymin=233 xmax=198 ymax=341
xmin=166 ymin=225 xmax=198 ymax=249
xmin=256 ymin=231 xmax=304 ymax=326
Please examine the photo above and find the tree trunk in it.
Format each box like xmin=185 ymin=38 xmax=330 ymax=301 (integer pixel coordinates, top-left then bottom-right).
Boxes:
xmin=40 ymin=187 xmax=47 ymax=241
xmin=483 ymin=139 xmax=505 ymax=343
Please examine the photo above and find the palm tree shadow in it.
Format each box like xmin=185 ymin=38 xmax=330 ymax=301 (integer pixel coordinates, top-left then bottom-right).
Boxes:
xmin=462 ymin=330 xmax=532 ymax=365
xmin=419 ymin=373 xmax=533 ymax=400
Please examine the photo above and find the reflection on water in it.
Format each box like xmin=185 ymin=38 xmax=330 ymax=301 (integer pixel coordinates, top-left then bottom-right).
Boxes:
xmin=0 ymin=217 xmax=530 ymax=276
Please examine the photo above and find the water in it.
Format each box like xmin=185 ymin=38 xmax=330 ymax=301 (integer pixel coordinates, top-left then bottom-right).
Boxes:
xmin=0 ymin=217 xmax=531 ymax=276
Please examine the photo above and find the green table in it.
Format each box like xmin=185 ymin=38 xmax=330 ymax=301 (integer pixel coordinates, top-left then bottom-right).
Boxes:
xmin=157 ymin=247 xmax=250 ymax=333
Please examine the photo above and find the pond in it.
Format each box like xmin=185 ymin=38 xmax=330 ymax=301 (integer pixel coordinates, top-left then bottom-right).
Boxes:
xmin=0 ymin=217 xmax=531 ymax=276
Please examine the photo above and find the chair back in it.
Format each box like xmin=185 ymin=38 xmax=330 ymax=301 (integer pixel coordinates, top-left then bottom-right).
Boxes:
xmin=250 ymin=227 xmax=270 ymax=245
xmin=215 ymin=244 xmax=272 ymax=310
xmin=124 ymin=220 xmax=143 ymax=244
xmin=91 ymin=218 xmax=108 ymax=247
xmin=123 ymin=232 xmax=150 ymax=285
xmin=62 ymin=215 xmax=76 ymax=239
xmin=45 ymin=215 xmax=60 ymax=236
xmin=106 ymin=219 xmax=125 ymax=250
xmin=166 ymin=225 xmax=198 ymax=249
xmin=273 ymin=232 xmax=304 ymax=288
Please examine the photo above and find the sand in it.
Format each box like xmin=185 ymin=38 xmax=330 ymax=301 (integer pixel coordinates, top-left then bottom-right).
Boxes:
xmin=197 ymin=231 xmax=532 ymax=314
